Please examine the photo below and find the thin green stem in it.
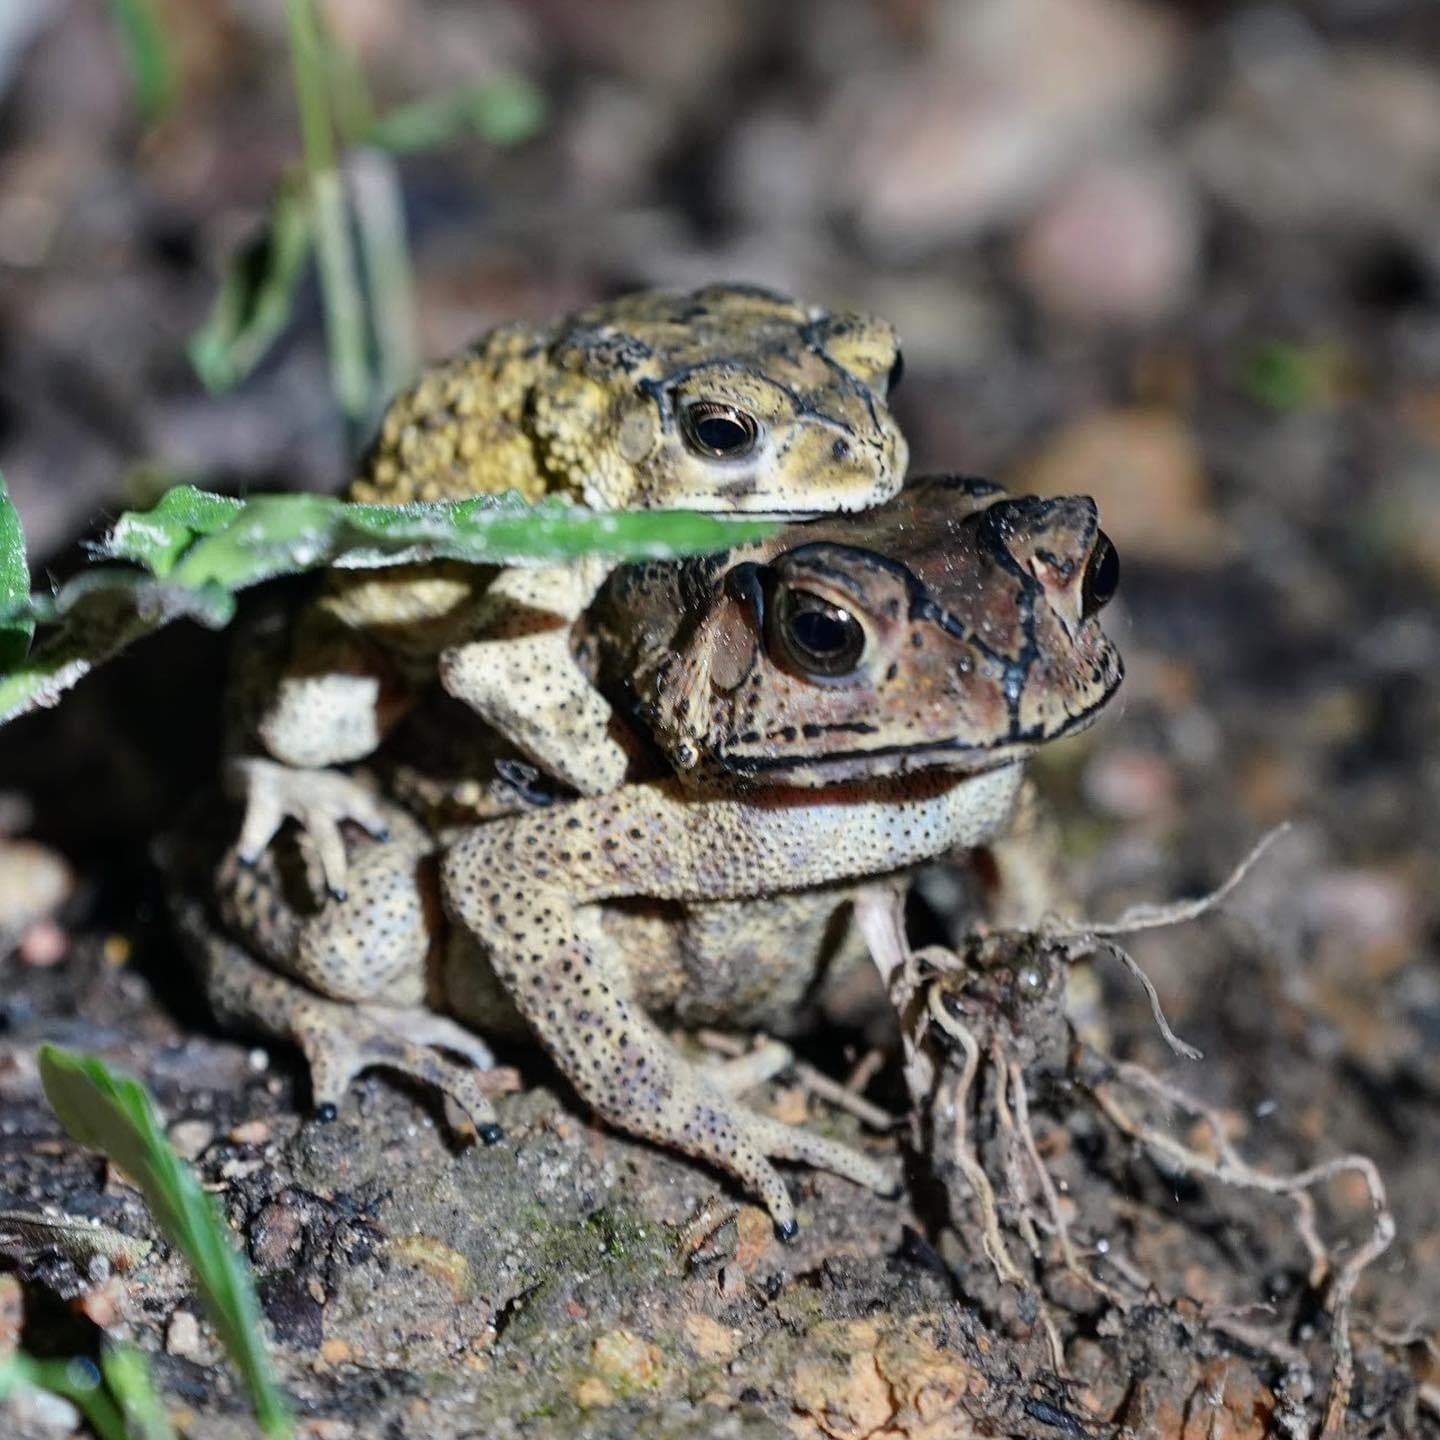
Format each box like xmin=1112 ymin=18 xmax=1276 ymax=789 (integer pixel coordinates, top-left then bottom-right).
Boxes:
xmin=285 ymin=0 xmax=335 ymax=173
xmin=317 ymin=22 xmax=378 ymax=145
xmin=285 ymin=0 xmax=372 ymax=425
xmin=350 ymin=149 xmax=420 ymax=401
xmin=106 ymin=0 xmax=178 ymax=124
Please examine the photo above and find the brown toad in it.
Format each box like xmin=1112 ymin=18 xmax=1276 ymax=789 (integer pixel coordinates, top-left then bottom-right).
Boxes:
xmin=236 ymin=285 xmax=907 ymax=893
xmin=183 ymin=476 xmax=1121 ymax=1235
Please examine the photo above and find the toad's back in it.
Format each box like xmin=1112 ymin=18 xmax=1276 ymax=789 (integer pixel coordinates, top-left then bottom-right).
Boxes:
xmin=351 ymin=283 xmax=906 ymax=511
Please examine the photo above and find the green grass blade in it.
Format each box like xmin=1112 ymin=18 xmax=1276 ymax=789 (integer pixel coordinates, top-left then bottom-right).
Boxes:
xmin=100 ymin=1344 xmax=176 ymax=1440
xmin=0 ymin=1353 xmax=129 ymax=1440
xmin=287 ymin=0 xmax=372 ymax=423
xmin=308 ymin=167 xmax=372 ymax=423
xmin=0 ymin=472 xmax=33 ymax=670
xmin=350 ymin=150 xmax=419 ymax=400
xmin=188 ymin=177 xmax=314 ymax=395
xmin=310 ymin=9 xmax=377 ymax=146
xmin=105 ymin=0 xmax=177 ymax=125
xmin=37 ymin=1048 xmax=295 ymax=1440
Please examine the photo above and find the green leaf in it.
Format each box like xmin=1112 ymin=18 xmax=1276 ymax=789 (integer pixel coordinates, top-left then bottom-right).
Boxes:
xmin=188 ymin=176 xmax=315 ymax=394
xmin=0 ymin=571 xmax=234 ymax=726
xmin=367 ymin=76 xmax=546 ymax=153
xmin=93 ymin=488 xmax=779 ymax=587
xmin=105 ymin=0 xmax=177 ymax=125
xmin=38 ymin=1048 xmax=295 ymax=1440
xmin=103 ymin=485 xmax=246 ymax=576
xmin=0 ymin=487 xmax=776 ymax=727
xmin=0 ymin=472 xmax=33 ymax=670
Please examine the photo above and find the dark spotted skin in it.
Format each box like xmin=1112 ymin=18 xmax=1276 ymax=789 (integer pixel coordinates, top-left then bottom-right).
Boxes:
xmin=354 ymin=283 xmax=907 ymax=512
xmin=439 ymin=767 xmax=1025 ymax=1227
xmin=591 ymin=475 xmax=1123 ymax=790
xmin=194 ymin=477 xmax=1123 ymax=1232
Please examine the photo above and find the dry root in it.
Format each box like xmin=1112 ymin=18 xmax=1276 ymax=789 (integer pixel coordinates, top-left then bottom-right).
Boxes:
xmin=1081 ymin=1053 xmax=1393 ymax=1436
xmin=856 ymin=822 xmax=1396 ymax=1439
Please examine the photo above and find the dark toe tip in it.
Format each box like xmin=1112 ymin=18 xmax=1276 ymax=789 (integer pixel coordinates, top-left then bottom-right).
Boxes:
xmin=881 ymin=1182 xmax=904 ymax=1201
xmin=373 ymin=826 xmax=391 ymax=842
xmin=479 ymin=1123 xmax=505 ymax=1146
xmin=773 ymin=1217 xmax=800 ymax=1244
xmin=314 ymin=1102 xmax=339 ymax=1124
xmin=328 ymin=886 xmax=349 ymax=903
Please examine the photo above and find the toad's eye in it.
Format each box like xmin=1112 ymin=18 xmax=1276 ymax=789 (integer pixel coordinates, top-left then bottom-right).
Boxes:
xmin=1081 ymin=533 xmax=1119 ymax=618
xmin=682 ymin=402 xmax=759 ymax=459
xmin=887 ymin=349 xmax=905 ymax=393
xmin=770 ymin=587 xmax=866 ymax=678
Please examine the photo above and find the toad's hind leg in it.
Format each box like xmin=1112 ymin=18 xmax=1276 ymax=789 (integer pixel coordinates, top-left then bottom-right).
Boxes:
xmin=441 ymin=823 xmax=895 ymax=1235
xmin=170 ymin=894 xmax=503 ymax=1139
xmin=215 ymin=803 xmax=440 ymax=1008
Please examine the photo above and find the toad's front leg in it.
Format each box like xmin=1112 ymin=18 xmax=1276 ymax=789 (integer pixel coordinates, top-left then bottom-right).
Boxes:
xmin=438 ymin=784 xmax=898 ymax=1235
xmin=438 ymin=563 xmax=630 ymax=797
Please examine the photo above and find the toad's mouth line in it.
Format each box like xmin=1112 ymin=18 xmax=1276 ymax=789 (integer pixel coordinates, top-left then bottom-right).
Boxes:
xmin=708 ymin=687 xmax=1119 ymax=783
xmin=712 ymin=738 xmax=1026 ymax=781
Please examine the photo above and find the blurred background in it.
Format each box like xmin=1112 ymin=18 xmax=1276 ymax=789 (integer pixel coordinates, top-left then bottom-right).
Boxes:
xmin=1 ymin=0 xmax=1439 ymax=1371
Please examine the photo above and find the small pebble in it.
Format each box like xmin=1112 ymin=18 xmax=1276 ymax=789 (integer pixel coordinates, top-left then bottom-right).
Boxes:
xmin=1082 ymin=749 xmax=1178 ymax=821
xmin=719 ymin=1263 xmax=746 ymax=1301
xmin=166 ymin=1309 xmax=202 ymax=1360
xmin=168 ymin=1120 xmax=215 ymax=1161
xmin=1015 ymin=153 xmax=1197 ymax=325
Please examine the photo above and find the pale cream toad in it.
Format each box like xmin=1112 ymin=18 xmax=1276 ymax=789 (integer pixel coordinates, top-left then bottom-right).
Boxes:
xmin=236 ymin=285 xmax=908 ymax=893
xmin=183 ymin=475 xmax=1121 ymax=1235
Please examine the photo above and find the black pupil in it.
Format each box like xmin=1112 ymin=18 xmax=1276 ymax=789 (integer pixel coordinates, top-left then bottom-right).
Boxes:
xmin=1082 ymin=536 xmax=1119 ymax=615
xmin=694 ymin=412 xmax=750 ymax=453
xmin=792 ymin=607 xmax=852 ymax=657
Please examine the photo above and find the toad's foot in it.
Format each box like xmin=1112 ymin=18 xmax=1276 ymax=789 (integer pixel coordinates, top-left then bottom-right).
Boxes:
xmin=228 ymin=757 xmax=392 ymax=899
xmin=176 ymin=895 xmax=504 ymax=1140
xmin=587 ymin=1028 xmax=895 ymax=1237
xmin=307 ymin=1001 xmax=505 ymax=1141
